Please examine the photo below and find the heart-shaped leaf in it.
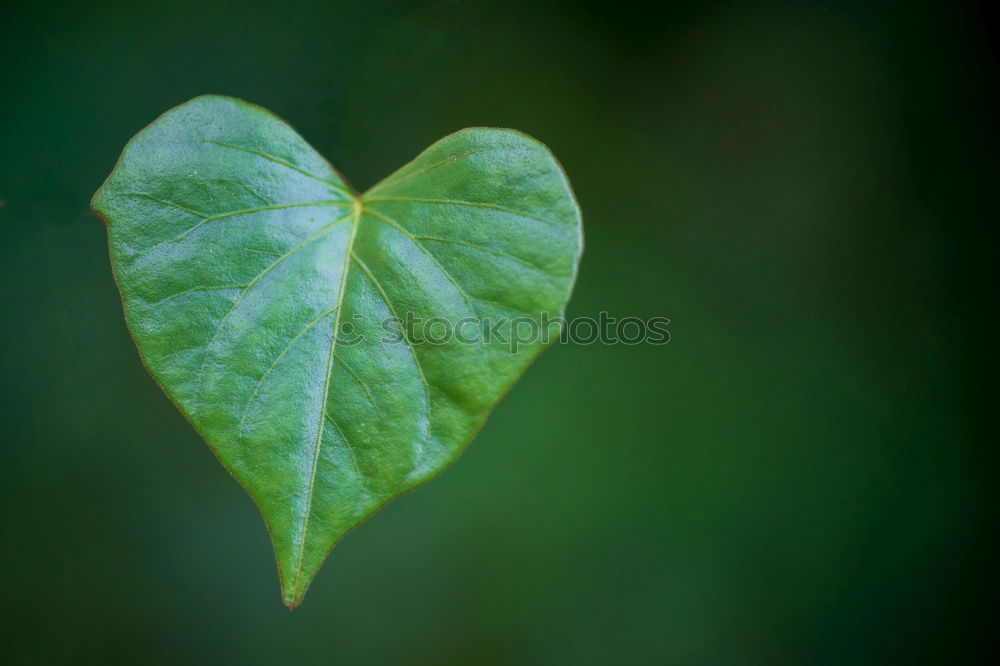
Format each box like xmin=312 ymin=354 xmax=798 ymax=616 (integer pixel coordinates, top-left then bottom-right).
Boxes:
xmin=92 ymin=95 xmax=582 ymax=607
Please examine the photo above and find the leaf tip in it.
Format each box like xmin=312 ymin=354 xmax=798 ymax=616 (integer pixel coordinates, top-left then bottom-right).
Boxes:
xmin=282 ymin=587 xmax=306 ymax=610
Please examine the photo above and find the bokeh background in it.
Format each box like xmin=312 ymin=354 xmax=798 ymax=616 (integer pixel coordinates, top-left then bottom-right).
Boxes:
xmin=1 ymin=0 xmax=994 ymax=663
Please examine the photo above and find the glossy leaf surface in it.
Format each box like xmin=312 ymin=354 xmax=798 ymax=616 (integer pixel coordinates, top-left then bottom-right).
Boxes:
xmin=92 ymin=96 xmax=582 ymax=607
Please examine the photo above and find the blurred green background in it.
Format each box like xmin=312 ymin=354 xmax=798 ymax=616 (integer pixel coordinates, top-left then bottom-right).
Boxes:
xmin=1 ymin=0 xmax=994 ymax=663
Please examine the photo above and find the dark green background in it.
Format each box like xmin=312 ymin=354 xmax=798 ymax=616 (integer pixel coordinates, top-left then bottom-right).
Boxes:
xmin=1 ymin=1 xmax=993 ymax=663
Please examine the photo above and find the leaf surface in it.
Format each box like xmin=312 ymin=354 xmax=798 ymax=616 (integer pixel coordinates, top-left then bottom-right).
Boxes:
xmin=92 ymin=95 xmax=582 ymax=606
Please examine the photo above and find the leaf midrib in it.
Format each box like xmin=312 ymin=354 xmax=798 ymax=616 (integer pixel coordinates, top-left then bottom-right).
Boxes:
xmin=290 ymin=198 xmax=362 ymax=594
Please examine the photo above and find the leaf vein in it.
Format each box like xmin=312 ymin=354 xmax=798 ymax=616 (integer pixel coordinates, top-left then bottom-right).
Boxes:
xmin=366 ymin=149 xmax=492 ymax=194
xmin=412 ymin=235 xmax=555 ymax=276
xmin=123 ymin=192 xmax=209 ymax=218
xmin=365 ymin=208 xmax=483 ymax=321
xmin=323 ymin=410 xmax=371 ymax=494
xmin=291 ymin=201 xmax=361 ymax=592
xmin=349 ymin=250 xmax=433 ymax=432
xmin=236 ymin=306 xmax=340 ymax=439
xmin=146 ymin=284 xmax=247 ymax=311
xmin=203 ymin=139 xmax=351 ymax=195
xmin=134 ymin=201 xmax=351 ymax=261
xmin=336 ymin=356 xmax=376 ymax=407
xmin=193 ymin=210 xmax=355 ymax=405
xmin=363 ymin=196 xmax=562 ymax=229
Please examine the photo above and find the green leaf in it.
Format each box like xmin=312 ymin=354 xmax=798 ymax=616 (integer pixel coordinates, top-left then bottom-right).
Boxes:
xmin=92 ymin=95 xmax=583 ymax=607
